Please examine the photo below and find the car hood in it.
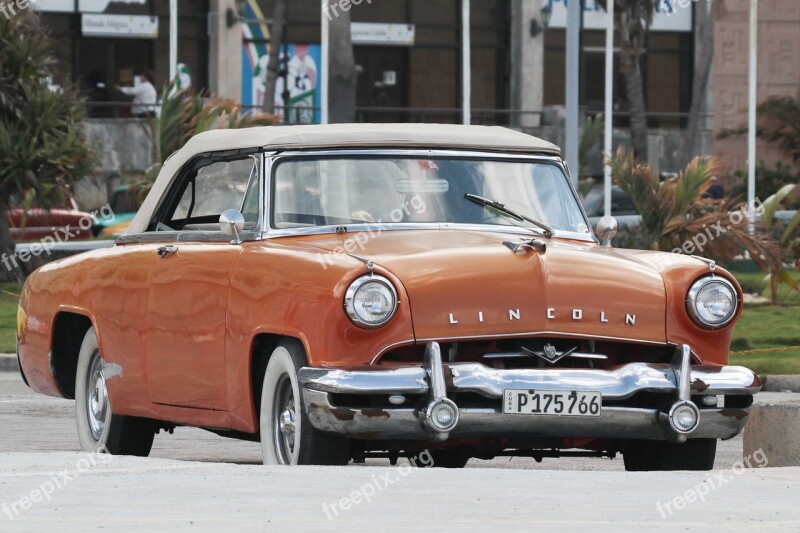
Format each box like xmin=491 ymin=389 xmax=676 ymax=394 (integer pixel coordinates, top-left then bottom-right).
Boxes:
xmin=295 ymin=229 xmax=669 ymax=343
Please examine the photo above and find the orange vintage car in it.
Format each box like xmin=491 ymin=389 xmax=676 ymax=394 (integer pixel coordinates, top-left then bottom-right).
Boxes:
xmin=17 ymin=124 xmax=760 ymax=470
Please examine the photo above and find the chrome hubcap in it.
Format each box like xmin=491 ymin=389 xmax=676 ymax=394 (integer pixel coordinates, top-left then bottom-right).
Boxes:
xmin=86 ymin=352 xmax=108 ymax=440
xmin=273 ymin=376 xmax=297 ymax=464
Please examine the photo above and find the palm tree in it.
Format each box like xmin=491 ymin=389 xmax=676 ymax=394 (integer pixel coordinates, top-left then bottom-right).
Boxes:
xmin=131 ymin=81 xmax=279 ymax=202
xmin=0 ymin=12 xmax=93 ymax=282
xmin=760 ymin=184 xmax=800 ymax=304
xmin=609 ymin=147 xmax=780 ymax=272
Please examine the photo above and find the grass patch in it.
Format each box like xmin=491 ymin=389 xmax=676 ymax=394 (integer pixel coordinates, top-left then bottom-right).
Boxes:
xmin=0 ymin=284 xmax=21 ymax=354
xmin=729 ymin=270 xmax=800 ymax=306
xmin=729 ymin=305 xmax=800 ymax=375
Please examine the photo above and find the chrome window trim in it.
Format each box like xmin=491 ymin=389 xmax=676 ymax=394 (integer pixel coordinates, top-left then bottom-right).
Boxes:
xmin=262 ymin=149 xmax=597 ymax=243
xmin=119 ymin=150 xmax=273 ymax=246
xmin=117 ymin=230 xmax=262 ymax=244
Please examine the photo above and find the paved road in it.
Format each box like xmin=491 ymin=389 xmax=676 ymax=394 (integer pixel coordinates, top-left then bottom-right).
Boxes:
xmin=1 ymin=372 xmax=799 ymax=531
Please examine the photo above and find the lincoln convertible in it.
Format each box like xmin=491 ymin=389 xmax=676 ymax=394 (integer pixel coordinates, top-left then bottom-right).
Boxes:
xmin=17 ymin=124 xmax=760 ymax=470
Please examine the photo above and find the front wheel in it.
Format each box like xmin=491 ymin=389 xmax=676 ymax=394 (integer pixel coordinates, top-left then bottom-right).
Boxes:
xmin=74 ymin=328 xmax=155 ymax=456
xmin=623 ymin=439 xmax=717 ymax=471
xmin=260 ymin=340 xmax=350 ymax=465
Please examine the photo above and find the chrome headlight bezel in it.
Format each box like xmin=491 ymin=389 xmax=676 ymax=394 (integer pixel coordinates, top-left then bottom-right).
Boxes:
xmin=344 ymin=275 xmax=398 ymax=329
xmin=686 ymin=276 xmax=739 ymax=329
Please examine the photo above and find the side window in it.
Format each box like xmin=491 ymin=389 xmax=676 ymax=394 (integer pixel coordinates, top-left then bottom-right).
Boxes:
xmin=167 ymin=157 xmax=258 ymax=230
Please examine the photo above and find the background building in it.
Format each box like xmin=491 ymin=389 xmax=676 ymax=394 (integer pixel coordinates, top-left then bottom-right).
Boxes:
xmin=31 ymin=0 xmax=800 ymax=195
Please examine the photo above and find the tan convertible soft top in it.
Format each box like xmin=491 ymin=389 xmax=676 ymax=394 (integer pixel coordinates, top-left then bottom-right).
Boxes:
xmin=126 ymin=124 xmax=561 ymax=235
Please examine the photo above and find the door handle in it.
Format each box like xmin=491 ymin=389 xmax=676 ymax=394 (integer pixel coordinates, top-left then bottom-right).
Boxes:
xmin=157 ymin=245 xmax=178 ymax=258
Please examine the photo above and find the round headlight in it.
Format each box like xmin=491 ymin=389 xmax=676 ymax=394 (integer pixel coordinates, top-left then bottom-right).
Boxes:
xmin=686 ymin=277 xmax=738 ymax=329
xmin=344 ymin=275 xmax=398 ymax=328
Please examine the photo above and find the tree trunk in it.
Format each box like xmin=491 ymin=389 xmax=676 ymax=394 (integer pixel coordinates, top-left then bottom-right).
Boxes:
xmin=769 ymin=270 xmax=779 ymax=306
xmin=262 ymin=0 xmax=288 ymax=114
xmin=680 ymin=1 xmax=715 ymax=168
xmin=616 ymin=6 xmax=649 ymax=162
xmin=623 ymin=63 xmax=648 ymax=161
xmin=0 ymin=201 xmax=24 ymax=284
xmin=328 ymin=3 xmax=357 ymax=123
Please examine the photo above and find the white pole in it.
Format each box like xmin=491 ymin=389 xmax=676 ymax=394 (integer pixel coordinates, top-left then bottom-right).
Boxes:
xmin=747 ymin=0 xmax=758 ymax=231
xmin=462 ymin=0 xmax=471 ymax=125
xmin=565 ymin=0 xmax=580 ymax=186
xmin=169 ymin=0 xmax=178 ymax=82
xmin=321 ymin=0 xmax=330 ymax=125
xmin=603 ymin=0 xmax=615 ymax=217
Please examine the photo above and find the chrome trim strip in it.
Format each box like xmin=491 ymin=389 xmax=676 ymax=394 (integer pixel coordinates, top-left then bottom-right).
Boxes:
xmin=263 ymin=222 xmax=595 ymax=242
xmin=369 ymin=333 xmax=672 ymax=366
xmin=482 ymin=351 xmax=608 ymax=361
xmin=271 ymin=149 xmax=566 ymax=161
xmin=413 ymin=331 xmax=669 ymax=347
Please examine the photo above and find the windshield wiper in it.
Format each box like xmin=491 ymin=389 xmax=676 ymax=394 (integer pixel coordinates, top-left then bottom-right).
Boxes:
xmin=464 ymin=193 xmax=554 ymax=238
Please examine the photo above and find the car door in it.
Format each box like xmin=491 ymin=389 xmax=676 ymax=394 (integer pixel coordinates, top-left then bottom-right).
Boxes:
xmin=144 ymin=154 xmax=261 ymax=410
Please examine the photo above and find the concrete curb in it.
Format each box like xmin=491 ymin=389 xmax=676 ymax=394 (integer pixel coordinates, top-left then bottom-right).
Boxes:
xmin=0 ymin=354 xmax=18 ymax=372
xmin=762 ymin=375 xmax=800 ymax=393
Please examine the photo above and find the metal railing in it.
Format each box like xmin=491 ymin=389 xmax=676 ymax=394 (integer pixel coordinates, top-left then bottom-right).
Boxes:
xmin=84 ymin=100 xmax=709 ymax=130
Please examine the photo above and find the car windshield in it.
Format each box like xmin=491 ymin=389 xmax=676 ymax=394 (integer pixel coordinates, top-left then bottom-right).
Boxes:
xmin=271 ymin=157 xmax=590 ymax=235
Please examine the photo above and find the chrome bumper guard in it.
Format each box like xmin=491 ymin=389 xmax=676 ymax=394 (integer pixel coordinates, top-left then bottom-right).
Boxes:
xmin=299 ymin=343 xmax=761 ymax=443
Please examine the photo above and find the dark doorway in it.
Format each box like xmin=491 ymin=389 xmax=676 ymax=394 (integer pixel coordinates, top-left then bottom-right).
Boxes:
xmin=355 ymin=46 xmax=409 ymax=122
xmin=79 ymin=38 xmax=154 ymax=118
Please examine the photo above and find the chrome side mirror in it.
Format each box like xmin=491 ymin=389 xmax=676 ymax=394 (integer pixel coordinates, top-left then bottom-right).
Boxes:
xmin=220 ymin=209 xmax=245 ymax=244
xmin=595 ymin=215 xmax=618 ymax=247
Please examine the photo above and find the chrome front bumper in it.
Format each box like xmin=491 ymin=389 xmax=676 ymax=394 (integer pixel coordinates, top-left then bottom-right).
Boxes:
xmin=299 ymin=343 xmax=760 ymax=443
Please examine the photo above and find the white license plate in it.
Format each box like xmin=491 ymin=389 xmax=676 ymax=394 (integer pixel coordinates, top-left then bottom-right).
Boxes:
xmin=503 ymin=389 xmax=602 ymax=416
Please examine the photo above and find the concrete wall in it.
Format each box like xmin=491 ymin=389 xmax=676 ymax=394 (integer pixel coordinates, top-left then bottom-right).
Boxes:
xmin=75 ymin=119 xmax=156 ymax=210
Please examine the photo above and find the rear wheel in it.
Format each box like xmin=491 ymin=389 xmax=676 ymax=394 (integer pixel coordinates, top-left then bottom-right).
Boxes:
xmin=623 ymin=439 xmax=717 ymax=471
xmin=75 ymin=328 xmax=155 ymax=456
xmin=260 ymin=340 xmax=350 ymax=465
